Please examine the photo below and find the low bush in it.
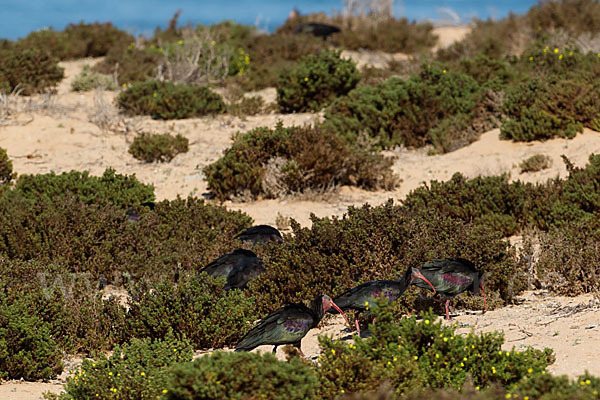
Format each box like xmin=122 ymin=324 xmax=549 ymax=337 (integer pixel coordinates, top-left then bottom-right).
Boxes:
xmin=276 ymin=50 xmax=360 ymax=113
xmin=16 ymin=22 xmax=133 ymax=60
xmin=203 ymin=122 xmax=396 ymax=200
xmin=0 ymin=288 xmax=63 ymax=381
xmin=46 ymin=334 xmax=193 ymax=400
xmin=126 ymin=274 xmax=258 ymax=349
xmin=318 ymin=304 xmax=554 ymax=398
xmin=500 ymin=76 xmax=600 ymax=142
xmin=537 ymin=218 xmax=600 ymax=296
xmin=227 ymin=95 xmax=264 ymax=116
xmin=520 ymin=154 xmax=552 ymax=173
xmin=4 ymin=167 xmax=154 ymax=208
xmin=0 ymin=147 xmax=15 ymax=184
xmin=166 ymin=351 xmax=318 ymax=400
xmin=227 ymin=32 xmax=324 ymax=91
xmin=117 ymin=80 xmax=226 ymax=119
xmin=93 ymin=46 xmax=160 ymax=85
xmin=128 ymin=132 xmax=189 ymax=163
xmin=323 ymin=64 xmax=487 ymax=152
xmin=334 ymin=18 xmax=437 ymax=54
xmin=71 ymin=65 xmax=117 ymax=91
xmin=0 ymin=47 xmax=64 ymax=95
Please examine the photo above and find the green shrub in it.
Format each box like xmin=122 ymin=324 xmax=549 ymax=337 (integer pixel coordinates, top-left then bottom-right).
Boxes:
xmin=334 ymin=18 xmax=437 ymax=53
xmin=5 ymin=167 xmax=154 ymax=209
xmin=0 ymin=47 xmax=64 ymax=94
xmin=520 ymin=154 xmax=552 ymax=173
xmin=0 ymin=147 xmax=15 ymax=184
xmin=17 ymin=22 xmax=133 ymax=60
xmin=47 ymin=334 xmax=193 ymax=400
xmin=0 ymin=258 xmax=129 ymax=355
xmin=117 ymin=80 xmax=226 ymax=119
xmin=203 ymin=122 xmax=396 ymax=200
xmin=528 ymin=0 xmax=600 ymax=37
xmin=317 ymin=302 xmax=554 ymax=398
xmin=166 ymin=352 xmax=318 ymax=400
xmin=277 ymin=50 xmax=360 ymax=113
xmin=323 ymin=64 xmax=485 ymax=151
xmin=93 ymin=46 xmax=160 ymax=85
xmin=129 ymin=132 xmax=189 ymax=163
xmin=0 ymin=194 xmax=251 ymax=281
xmin=126 ymin=274 xmax=258 ymax=349
xmin=71 ymin=65 xmax=117 ymax=91
xmin=0 ymin=289 xmax=64 ymax=380
xmin=227 ymin=32 xmax=324 ymax=91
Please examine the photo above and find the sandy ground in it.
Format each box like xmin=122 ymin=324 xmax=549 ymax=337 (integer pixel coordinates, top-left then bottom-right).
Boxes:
xmin=2 ymin=27 xmax=600 ymax=398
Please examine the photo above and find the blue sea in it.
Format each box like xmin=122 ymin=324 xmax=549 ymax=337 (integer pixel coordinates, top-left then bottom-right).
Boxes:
xmin=1 ymin=0 xmax=539 ymax=40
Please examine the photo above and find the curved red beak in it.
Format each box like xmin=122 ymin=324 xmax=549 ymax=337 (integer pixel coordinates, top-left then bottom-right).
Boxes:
xmin=330 ymin=300 xmax=351 ymax=328
xmin=411 ymin=269 xmax=437 ymax=294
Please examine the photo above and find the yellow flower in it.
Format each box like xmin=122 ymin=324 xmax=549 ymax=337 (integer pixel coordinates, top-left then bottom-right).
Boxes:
xmin=492 ymin=367 xmax=496 ymax=374
xmin=524 ymin=397 xmax=529 ymax=400
xmin=341 ymin=389 xmax=345 ymax=394
xmin=442 ymin=69 xmax=447 ymax=74
xmin=162 ymin=389 xmax=168 ymax=394
xmin=505 ymin=352 xmax=510 ymax=357
xmin=506 ymin=394 xmax=512 ymax=399
xmin=554 ymin=48 xmax=559 ymax=53
xmin=559 ymin=54 xmax=564 ymax=60
xmin=580 ymin=381 xmax=585 ymax=385
xmin=178 ymin=40 xmax=183 ymax=45
xmin=211 ymin=40 xmax=216 ymax=46
xmin=498 ymin=351 xmax=503 ymax=356
xmin=304 ymin=77 xmax=308 ymax=82
xmin=92 ymin=363 xmax=96 ymax=367
xmin=414 ymin=356 xmax=418 ymax=360
xmin=174 ymin=348 xmax=177 ymax=352
xmin=122 ymin=83 xmax=126 ymax=88
xmin=460 ymin=362 xmax=464 ymax=367
xmin=529 ymin=56 xmax=534 ymax=61
xmin=443 ymin=337 xmax=448 ymax=342
xmin=111 ymin=388 xmax=117 ymax=393
xmin=141 ymin=372 xmax=146 ymax=376
xmin=471 ymin=345 xmax=475 ymax=349
xmin=331 ymin=349 xmax=335 ymax=355
xmin=364 ymin=301 xmax=369 ymax=306
xmin=108 ymin=372 xmax=112 ymax=376
xmin=586 ymin=379 xmax=591 ymax=384
xmin=425 ymin=319 xmax=430 ymax=325
xmin=435 ymin=354 xmax=440 ymax=359
xmin=528 ymin=368 xmax=532 ymax=373
xmin=476 ymin=386 xmax=480 ymax=391
xmin=387 ymin=361 xmax=392 ymax=366
xmin=393 ymin=357 xmax=398 ymax=362
xmin=569 ymin=51 xmax=574 ymax=56
xmin=544 ymin=46 xmax=549 ymax=53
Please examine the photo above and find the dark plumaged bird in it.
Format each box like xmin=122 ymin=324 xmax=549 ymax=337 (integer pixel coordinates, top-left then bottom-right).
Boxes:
xmin=329 ymin=267 xmax=437 ymax=334
xmin=223 ymin=254 xmax=266 ymax=291
xmin=235 ymin=225 xmax=283 ymax=245
xmin=200 ymin=249 xmax=260 ymax=280
xmin=235 ymin=294 xmax=350 ymax=356
xmin=293 ymin=22 xmax=341 ymax=40
xmin=412 ymin=258 xmax=487 ymax=320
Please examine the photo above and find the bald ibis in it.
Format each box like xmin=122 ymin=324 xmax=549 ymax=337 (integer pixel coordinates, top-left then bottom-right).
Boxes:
xmin=329 ymin=267 xmax=437 ymax=334
xmin=224 ymin=255 xmax=266 ymax=291
xmin=293 ymin=22 xmax=341 ymax=40
xmin=235 ymin=225 xmax=283 ymax=245
xmin=235 ymin=294 xmax=350 ymax=356
xmin=412 ymin=258 xmax=487 ymax=319
xmin=200 ymin=249 xmax=260 ymax=279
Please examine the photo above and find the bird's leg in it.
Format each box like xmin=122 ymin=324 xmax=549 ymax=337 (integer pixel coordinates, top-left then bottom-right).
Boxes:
xmin=272 ymin=345 xmax=278 ymax=354
xmin=355 ymin=319 xmax=361 ymax=336
xmin=294 ymin=342 xmax=305 ymax=358
xmin=481 ymin=285 xmax=487 ymax=314
xmin=445 ymin=299 xmax=451 ymax=320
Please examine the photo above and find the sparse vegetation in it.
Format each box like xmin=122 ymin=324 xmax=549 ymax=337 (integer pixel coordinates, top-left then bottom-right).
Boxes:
xmin=0 ymin=47 xmax=64 ymax=95
xmin=520 ymin=154 xmax=553 ymax=172
xmin=117 ymin=80 xmax=226 ymax=119
xmin=204 ymin=122 xmax=396 ymax=200
xmin=71 ymin=65 xmax=117 ymax=91
xmin=128 ymin=132 xmax=189 ymax=163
